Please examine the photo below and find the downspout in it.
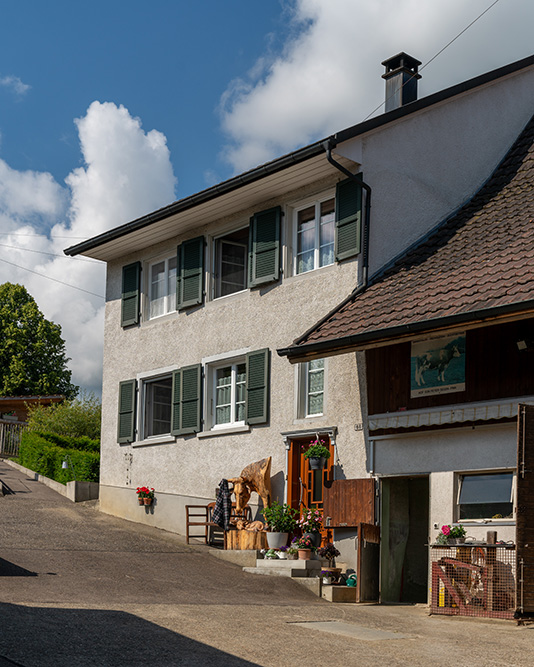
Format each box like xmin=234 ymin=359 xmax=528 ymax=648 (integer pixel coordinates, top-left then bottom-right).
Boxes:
xmin=324 ymin=138 xmax=372 ymax=291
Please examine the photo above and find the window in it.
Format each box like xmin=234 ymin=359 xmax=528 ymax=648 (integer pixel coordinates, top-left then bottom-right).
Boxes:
xmin=298 ymin=359 xmax=325 ymax=418
xmin=149 ymin=257 xmax=177 ymax=319
xmin=458 ymin=472 xmax=514 ymax=520
xmin=214 ymin=227 xmax=248 ymax=298
xmin=213 ymin=362 xmax=246 ymax=426
xmin=296 ymin=199 xmax=335 ymax=274
xmin=143 ymin=375 xmax=172 ymax=438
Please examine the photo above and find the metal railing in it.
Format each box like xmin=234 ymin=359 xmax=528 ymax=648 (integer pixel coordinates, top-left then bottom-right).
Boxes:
xmin=0 ymin=420 xmax=25 ymax=458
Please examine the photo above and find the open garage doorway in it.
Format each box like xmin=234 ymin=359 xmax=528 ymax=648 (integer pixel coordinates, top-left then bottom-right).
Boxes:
xmin=380 ymin=476 xmax=429 ymax=603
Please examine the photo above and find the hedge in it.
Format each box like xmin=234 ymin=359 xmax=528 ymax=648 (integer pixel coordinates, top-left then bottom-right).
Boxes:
xmin=18 ymin=431 xmax=100 ymax=484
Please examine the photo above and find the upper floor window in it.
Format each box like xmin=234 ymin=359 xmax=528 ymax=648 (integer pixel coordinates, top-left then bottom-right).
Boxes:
xmin=296 ymin=198 xmax=335 ymax=274
xmin=149 ymin=257 xmax=177 ymax=319
xmin=214 ymin=227 xmax=248 ymax=298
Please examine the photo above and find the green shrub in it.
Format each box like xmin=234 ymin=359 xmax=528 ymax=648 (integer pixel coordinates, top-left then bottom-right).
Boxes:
xmin=18 ymin=431 xmax=99 ymax=484
xmin=26 ymin=392 xmax=101 ymax=440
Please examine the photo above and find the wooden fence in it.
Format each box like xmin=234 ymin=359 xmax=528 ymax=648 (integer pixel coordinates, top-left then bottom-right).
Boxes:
xmin=0 ymin=421 xmax=25 ymax=458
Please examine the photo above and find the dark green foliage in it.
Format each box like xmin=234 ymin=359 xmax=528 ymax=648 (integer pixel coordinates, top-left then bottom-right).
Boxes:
xmin=26 ymin=393 xmax=101 ymax=440
xmin=0 ymin=283 xmax=78 ymax=399
xmin=19 ymin=431 xmax=100 ymax=484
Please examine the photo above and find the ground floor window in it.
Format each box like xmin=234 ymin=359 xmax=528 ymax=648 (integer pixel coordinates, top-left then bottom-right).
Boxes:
xmin=213 ymin=361 xmax=246 ymax=427
xmin=143 ymin=375 xmax=172 ymax=437
xmin=458 ymin=472 xmax=514 ymax=520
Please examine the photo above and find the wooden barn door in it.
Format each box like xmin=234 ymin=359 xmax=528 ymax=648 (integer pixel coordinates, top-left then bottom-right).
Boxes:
xmin=516 ymin=404 xmax=534 ymax=619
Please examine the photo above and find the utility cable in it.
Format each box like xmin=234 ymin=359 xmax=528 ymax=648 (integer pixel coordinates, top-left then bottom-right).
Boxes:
xmin=0 ymin=255 xmax=105 ymax=299
xmin=363 ymin=0 xmax=502 ymax=121
xmin=0 ymin=242 xmax=100 ymax=263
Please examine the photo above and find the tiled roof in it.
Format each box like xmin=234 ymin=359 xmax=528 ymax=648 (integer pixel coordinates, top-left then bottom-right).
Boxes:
xmin=290 ymin=113 xmax=534 ymax=353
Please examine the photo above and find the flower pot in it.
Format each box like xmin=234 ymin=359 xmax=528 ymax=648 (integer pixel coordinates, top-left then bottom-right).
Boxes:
xmin=266 ymin=532 xmax=288 ymax=549
xmin=277 ymin=552 xmax=288 ymax=559
xmin=322 ymin=576 xmax=332 ymax=585
xmin=321 ymin=566 xmax=342 ymax=583
xmin=138 ymin=497 xmax=144 ymax=505
xmin=287 ymin=553 xmax=298 ymax=560
xmin=303 ymin=531 xmax=321 ymax=549
xmin=143 ymin=498 xmax=152 ymax=506
xmin=447 ymin=538 xmax=465 ymax=545
xmin=308 ymin=456 xmax=326 ymax=470
xmin=298 ymin=548 xmax=311 ymax=560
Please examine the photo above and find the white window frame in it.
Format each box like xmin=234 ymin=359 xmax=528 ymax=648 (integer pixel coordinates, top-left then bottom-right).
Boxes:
xmin=293 ymin=193 xmax=335 ymax=276
xmin=296 ymin=358 xmax=326 ymax=419
xmin=147 ymin=255 xmax=177 ymax=320
xmin=135 ymin=366 xmax=177 ymax=446
xmin=201 ymin=349 xmax=251 ymax=434
xmin=456 ymin=470 xmax=516 ymax=523
xmin=212 ymin=225 xmax=249 ymax=301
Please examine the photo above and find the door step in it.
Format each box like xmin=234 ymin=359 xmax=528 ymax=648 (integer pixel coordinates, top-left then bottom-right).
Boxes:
xmin=243 ymin=558 xmax=322 ymax=578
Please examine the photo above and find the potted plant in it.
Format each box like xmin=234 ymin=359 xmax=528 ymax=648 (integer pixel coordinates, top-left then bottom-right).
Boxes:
xmin=302 ymin=438 xmax=331 ymax=470
xmin=321 ymin=569 xmax=333 ymax=585
xmin=318 ymin=542 xmax=342 ymax=582
xmin=277 ymin=546 xmax=288 ymax=559
xmin=436 ymin=524 xmax=466 ymax=545
xmin=136 ymin=486 xmax=155 ymax=506
xmin=294 ymin=535 xmax=316 ymax=560
xmin=287 ymin=545 xmax=298 ymax=560
xmin=297 ymin=508 xmax=323 ymax=548
xmin=262 ymin=501 xmax=298 ymax=549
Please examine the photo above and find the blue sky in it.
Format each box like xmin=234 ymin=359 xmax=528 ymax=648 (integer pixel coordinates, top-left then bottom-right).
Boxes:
xmin=1 ymin=0 xmax=533 ymax=395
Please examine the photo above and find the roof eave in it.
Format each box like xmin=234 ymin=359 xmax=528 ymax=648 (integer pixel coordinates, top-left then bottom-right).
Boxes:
xmin=278 ymin=301 xmax=534 ymax=362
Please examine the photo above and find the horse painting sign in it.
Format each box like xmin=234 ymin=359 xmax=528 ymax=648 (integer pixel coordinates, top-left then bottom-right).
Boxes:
xmin=410 ymin=334 xmax=466 ymax=398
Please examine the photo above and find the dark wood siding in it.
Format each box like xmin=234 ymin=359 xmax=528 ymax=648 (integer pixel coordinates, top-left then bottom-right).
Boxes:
xmin=323 ymin=478 xmax=375 ymax=527
xmin=367 ymin=319 xmax=534 ymax=415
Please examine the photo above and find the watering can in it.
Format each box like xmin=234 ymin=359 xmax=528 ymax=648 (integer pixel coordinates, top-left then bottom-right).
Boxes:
xmin=346 ymin=574 xmax=357 ymax=587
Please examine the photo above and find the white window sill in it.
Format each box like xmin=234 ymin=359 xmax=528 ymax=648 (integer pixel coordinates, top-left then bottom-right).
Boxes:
xmin=198 ymin=424 xmax=250 ymax=439
xmin=459 ymin=519 xmax=515 ymax=526
xmin=132 ymin=435 xmax=176 ymax=447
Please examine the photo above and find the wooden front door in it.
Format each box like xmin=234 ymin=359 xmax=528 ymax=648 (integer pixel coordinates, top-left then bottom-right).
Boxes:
xmin=287 ymin=436 xmax=334 ymax=543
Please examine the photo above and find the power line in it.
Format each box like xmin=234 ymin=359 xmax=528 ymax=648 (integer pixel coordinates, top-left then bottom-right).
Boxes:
xmin=363 ymin=0 xmax=502 ymax=122
xmin=0 ymin=256 xmax=105 ymax=299
xmin=0 ymin=231 xmax=88 ymax=239
xmin=0 ymin=242 xmax=100 ymax=263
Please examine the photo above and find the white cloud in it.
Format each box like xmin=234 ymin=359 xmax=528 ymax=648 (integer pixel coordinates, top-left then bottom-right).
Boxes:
xmin=220 ymin=0 xmax=534 ymax=172
xmin=0 ymin=102 xmax=177 ymax=394
xmin=0 ymin=75 xmax=31 ymax=97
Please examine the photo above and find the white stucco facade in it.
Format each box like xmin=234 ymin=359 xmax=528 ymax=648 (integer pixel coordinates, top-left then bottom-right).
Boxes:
xmin=88 ymin=56 xmax=534 ymax=577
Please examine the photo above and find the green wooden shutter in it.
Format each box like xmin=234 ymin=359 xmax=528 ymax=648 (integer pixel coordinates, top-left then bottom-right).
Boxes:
xmin=117 ymin=379 xmax=137 ymax=443
xmin=121 ymin=262 xmax=141 ymax=327
xmin=171 ymin=370 xmax=181 ymax=436
xmin=335 ymin=175 xmax=362 ymax=262
xmin=249 ymin=206 xmax=281 ymax=288
xmin=177 ymin=236 xmax=205 ymax=310
xmin=179 ymin=364 xmax=202 ymax=434
xmin=245 ymin=348 xmax=270 ymax=425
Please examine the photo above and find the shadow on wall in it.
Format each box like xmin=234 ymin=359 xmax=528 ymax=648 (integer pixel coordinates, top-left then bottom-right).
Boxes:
xmin=0 ymin=602 xmax=262 ymax=666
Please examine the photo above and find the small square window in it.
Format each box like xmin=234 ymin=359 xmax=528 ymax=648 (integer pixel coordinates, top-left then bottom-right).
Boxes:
xmin=297 ymin=359 xmax=325 ymax=418
xmin=143 ymin=375 xmax=172 ymax=438
xmin=458 ymin=472 xmax=514 ymax=520
xmin=214 ymin=227 xmax=248 ymax=298
xmin=295 ymin=198 xmax=335 ymax=274
xmin=149 ymin=256 xmax=177 ymax=319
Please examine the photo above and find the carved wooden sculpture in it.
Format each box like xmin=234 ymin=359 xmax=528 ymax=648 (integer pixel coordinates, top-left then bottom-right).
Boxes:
xmin=228 ymin=456 xmax=272 ymax=511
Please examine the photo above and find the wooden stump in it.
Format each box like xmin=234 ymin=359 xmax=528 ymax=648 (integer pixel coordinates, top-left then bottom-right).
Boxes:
xmin=226 ymin=529 xmax=267 ymax=550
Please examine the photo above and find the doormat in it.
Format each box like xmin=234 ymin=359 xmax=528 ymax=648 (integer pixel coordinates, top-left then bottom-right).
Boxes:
xmin=290 ymin=621 xmax=410 ymax=641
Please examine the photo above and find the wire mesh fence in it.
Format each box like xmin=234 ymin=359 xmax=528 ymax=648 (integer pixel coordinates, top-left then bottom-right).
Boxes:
xmin=430 ymin=542 xmax=516 ymax=620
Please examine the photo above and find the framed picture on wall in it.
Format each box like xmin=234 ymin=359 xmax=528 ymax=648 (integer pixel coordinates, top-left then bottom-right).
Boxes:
xmin=410 ymin=333 xmax=466 ymax=398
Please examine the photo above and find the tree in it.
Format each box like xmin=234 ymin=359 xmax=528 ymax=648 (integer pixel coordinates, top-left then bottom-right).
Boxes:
xmin=0 ymin=283 xmax=78 ymax=399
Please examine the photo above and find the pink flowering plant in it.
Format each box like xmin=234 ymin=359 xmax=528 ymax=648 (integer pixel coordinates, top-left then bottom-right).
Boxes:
xmin=302 ymin=438 xmax=331 ymax=460
xmin=298 ymin=508 xmax=323 ymax=533
xmin=293 ymin=535 xmax=316 ymax=551
xmin=436 ymin=523 xmax=466 ymax=544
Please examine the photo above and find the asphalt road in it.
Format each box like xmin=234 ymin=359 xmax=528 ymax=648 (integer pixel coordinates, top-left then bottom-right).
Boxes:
xmin=1 ymin=461 xmax=533 ymax=666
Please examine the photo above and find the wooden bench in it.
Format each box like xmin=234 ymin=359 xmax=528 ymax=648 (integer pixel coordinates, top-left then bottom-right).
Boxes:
xmin=185 ymin=502 xmax=252 ymax=546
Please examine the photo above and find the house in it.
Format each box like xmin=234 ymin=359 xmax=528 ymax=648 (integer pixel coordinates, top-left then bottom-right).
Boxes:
xmin=65 ymin=53 xmax=534 ymax=607
xmin=0 ymin=395 xmax=64 ymax=458
xmin=279 ymin=60 xmax=534 ymax=614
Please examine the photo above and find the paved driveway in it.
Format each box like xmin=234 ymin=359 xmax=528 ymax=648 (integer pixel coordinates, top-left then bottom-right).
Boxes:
xmin=1 ymin=461 xmax=533 ymax=666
